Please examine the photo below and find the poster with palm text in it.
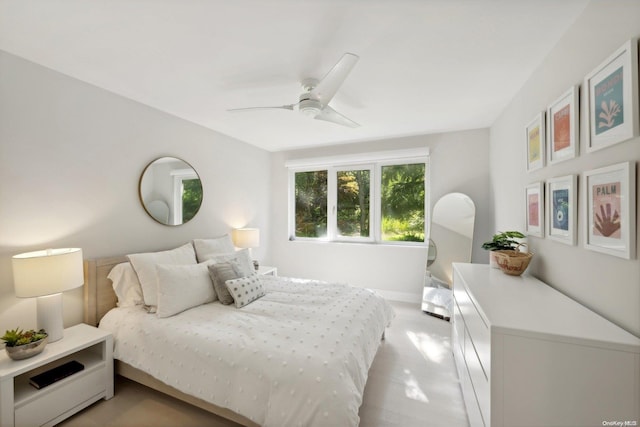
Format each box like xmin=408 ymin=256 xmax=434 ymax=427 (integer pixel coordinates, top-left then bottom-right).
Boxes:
xmin=584 ymin=162 xmax=635 ymax=259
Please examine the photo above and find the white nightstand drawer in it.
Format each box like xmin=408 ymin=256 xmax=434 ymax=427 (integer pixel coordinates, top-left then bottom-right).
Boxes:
xmin=15 ymin=366 xmax=106 ymax=427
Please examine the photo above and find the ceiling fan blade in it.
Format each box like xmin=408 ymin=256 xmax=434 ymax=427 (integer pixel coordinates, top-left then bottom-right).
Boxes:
xmin=310 ymin=53 xmax=359 ymax=106
xmin=228 ymin=104 xmax=296 ymax=112
xmin=314 ymin=105 xmax=359 ymax=128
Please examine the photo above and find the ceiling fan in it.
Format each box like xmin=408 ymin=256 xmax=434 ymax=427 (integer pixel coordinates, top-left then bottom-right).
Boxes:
xmin=228 ymin=53 xmax=360 ymax=128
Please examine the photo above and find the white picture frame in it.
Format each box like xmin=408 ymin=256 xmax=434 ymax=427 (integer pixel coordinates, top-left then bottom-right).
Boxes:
xmin=525 ymin=112 xmax=545 ymax=172
xmin=547 ymin=85 xmax=579 ymax=165
xmin=583 ymin=162 xmax=636 ymax=259
xmin=525 ymin=182 xmax=544 ymax=238
xmin=546 ymin=175 xmax=577 ymax=245
xmin=584 ymin=38 xmax=639 ymax=152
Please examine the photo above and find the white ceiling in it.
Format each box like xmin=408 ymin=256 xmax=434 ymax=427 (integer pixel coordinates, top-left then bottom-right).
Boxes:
xmin=0 ymin=1 xmax=589 ymax=152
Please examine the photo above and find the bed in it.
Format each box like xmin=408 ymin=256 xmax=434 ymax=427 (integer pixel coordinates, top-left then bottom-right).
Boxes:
xmin=83 ymin=242 xmax=394 ymax=427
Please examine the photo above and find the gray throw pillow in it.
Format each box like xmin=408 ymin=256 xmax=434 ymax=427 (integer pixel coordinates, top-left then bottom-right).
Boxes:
xmin=207 ymin=261 xmax=242 ymax=305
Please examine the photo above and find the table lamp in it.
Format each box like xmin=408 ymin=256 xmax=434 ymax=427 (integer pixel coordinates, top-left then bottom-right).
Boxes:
xmin=12 ymin=248 xmax=84 ymax=342
xmin=232 ymin=228 xmax=260 ymax=269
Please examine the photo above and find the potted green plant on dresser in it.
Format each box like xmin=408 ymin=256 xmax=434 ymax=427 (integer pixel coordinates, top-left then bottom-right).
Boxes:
xmin=481 ymin=231 xmax=526 ymax=268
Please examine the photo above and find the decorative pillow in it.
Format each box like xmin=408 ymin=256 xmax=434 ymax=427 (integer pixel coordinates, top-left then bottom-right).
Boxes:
xmin=127 ymin=243 xmax=197 ymax=306
xmin=108 ymin=262 xmax=144 ymax=307
xmin=193 ymin=234 xmax=235 ymax=263
xmin=225 ymin=273 xmax=266 ymax=308
xmin=155 ymin=263 xmax=216 ymax=318
xmin=207 ymin=261 xmax=243 ymax=305
xmin=204 ymin=248 xmax=254 ymax=277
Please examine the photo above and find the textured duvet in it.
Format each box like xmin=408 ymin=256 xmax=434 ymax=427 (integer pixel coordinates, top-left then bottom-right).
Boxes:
xmin=99 ymin=275 xmax=395 ymax=427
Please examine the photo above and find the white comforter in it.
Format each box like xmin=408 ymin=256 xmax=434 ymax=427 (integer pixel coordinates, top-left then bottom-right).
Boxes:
xmin=99 ymin=275 xmax=395 ymax=427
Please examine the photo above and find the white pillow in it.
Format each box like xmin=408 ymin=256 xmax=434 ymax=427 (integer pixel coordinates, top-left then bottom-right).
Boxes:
xmin=127 ymin=243 xmax=197 ymax=306
xmin=193 ymin=235 xmax=235 ymax=263
xmin=156 ymin=263 xmax=216 ymax=318
xmin=204 ymin=248 xmax=254 ymax=276
xmin=108 ymin=262 xmax=144 ymax=307
xmin=225 ymin=273 xmax=266 ymax=308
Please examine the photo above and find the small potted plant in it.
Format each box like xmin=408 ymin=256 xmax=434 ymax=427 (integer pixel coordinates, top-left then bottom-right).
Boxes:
xmin=2 ymin=328 xmax=48 ymax=360
xmin=482 ymin=231 xmax=526 ymax=268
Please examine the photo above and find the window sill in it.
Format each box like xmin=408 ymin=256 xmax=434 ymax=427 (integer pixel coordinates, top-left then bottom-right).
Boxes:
xmin=288 ymin=239 xmax=428 ymax=249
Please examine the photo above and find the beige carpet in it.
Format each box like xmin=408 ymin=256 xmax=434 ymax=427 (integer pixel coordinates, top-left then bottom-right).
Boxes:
xmin=59 ymin=301 xmax=468 ymax=427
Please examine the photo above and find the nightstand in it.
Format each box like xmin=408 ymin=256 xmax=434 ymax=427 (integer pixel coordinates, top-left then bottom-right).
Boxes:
xmin=257 ymin=266 xmax=278 ymax=276
xmin=0 ymin=323 xmax=113 ymax=427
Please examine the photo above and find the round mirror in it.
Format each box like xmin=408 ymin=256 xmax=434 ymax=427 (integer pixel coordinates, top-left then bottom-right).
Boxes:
xmin=139 ymin=157 xmax=203 ymax=226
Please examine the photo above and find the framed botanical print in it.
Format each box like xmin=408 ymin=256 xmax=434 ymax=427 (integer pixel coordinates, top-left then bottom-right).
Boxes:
xmin=525 ymin=182 xmax=544 ymax=237
xmin=547 ymin=85 xmax=579 ymax=165
xmin=525 ymin=112 xmax=545 ymax=172
xmin=546 ymin=175 xmax=577 ymax=245
xmin=584 ymin=38 xmax=639 ymax=152
xmin=583 ymin=162 xmax=636 ymax=259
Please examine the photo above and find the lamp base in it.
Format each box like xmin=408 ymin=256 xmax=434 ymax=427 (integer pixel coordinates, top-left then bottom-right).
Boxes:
xmin=36 ymin=293 xmax=64 ymax=342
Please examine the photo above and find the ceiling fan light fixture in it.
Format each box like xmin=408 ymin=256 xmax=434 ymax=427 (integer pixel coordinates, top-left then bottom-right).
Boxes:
xmin=298 ymin=98 xmax=322 ymax=117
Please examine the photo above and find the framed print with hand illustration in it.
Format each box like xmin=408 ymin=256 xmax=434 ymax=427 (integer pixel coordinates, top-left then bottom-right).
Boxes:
xmin=584 ymin=39 xmax=639 ymax=152
xmin=583 ymin=162 xmax=635 ymax=259
xmin=546 ymin=175 xmax=577 ymax=245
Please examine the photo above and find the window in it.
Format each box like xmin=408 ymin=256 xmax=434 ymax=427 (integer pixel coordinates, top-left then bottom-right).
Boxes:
xmin=289 ymin=149 xmax=429 ymax=245
xmin=181 ymin=178 xmax=203 ymax=222
xmin=336 ymin=167 xmax=372 ymax=239
xmin=294 ymin=170 xmax=328 ymax=238
xmin=171 ymin=169 xmax=202 ymax=225
xmin=380 ymin=163 xmax=425 ymax=242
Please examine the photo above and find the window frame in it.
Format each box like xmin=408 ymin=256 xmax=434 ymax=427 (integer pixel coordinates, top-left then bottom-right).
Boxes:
xmin=287 ymin=149 xmax=430 ymax=246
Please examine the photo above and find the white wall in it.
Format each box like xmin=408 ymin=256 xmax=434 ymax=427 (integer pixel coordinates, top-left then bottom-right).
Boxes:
xmin=269 ymin=129 xmax=490 ymax=302
xmin=0 ymin=52 xmax=271 ymax=332
xmin=490 ymin=0 xmax=640 ymax=336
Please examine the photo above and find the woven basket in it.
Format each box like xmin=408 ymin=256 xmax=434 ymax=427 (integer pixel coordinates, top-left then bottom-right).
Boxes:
xmin=493 ymin=250 xmax=533 ymax=276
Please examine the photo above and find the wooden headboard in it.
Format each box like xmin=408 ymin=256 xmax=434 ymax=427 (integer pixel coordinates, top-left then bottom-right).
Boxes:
xmin=83 ymin=256 xmax=128 ymax=326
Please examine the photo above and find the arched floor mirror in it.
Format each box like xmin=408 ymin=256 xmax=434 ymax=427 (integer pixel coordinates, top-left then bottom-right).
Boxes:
xmin=421 ymin=192 xmax=475 ymax=320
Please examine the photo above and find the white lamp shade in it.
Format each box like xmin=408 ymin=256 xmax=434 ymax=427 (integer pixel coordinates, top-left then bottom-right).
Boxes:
xmin=12 ymin=248 xmax=84 ymax=298
xmin=232 ymin=228 xmax=260 ymax=249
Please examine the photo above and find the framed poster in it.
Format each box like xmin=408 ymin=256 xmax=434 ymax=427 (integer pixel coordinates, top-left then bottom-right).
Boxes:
xmin=583 ymin=162 xmax=636 ymax=259
xmin=525 ymin=182 xmax=544 ymax=237
xmin=546 ymin=175 xmax=577 ymax=245
xmin=584 ymin=38 xmax=639 ymax=152
xmin=525 ymin=112 xmax=545 ymax=172
xmin=547 ymin=85 xmax=579 ymax=165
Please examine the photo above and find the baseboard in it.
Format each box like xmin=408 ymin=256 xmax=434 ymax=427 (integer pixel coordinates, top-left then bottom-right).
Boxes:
xmin=371 ymin=288 xmax=421 ymax=304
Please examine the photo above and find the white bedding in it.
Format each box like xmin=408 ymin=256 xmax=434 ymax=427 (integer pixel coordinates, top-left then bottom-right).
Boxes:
xmin=99 ymin=275 xmax=395 ymax=427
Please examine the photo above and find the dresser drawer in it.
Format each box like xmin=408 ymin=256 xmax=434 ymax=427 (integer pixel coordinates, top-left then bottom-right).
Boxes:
xmin=15 ymin=367 xmax=106 ymax=427
xmin=455 ymin=279 xmax=490 ymax=378
xmin=465 ymin=329 xmax=490 ymax=425
xmin=453 ymin=298 xmax=465 ymax=356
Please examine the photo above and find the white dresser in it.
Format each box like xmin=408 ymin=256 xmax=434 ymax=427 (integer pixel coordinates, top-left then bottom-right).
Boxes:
xmin=452 ymin=263 xmax=640 ymax=427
